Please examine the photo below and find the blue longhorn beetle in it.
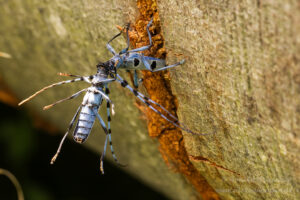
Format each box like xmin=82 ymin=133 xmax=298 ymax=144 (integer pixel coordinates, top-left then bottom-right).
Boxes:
xmin=18 ymin=18 xmax=207 ymax=174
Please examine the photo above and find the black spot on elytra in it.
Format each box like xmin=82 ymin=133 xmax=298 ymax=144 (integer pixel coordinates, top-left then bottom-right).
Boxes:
xmin=134 ymin=58 xmax=140 ymax=67
xmin=150 ymin=61 xmax=156 ymax=70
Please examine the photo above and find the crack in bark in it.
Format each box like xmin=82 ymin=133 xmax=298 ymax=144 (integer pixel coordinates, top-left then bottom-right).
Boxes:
xmin=189 ymin=155 xmax=241 ymax=176
xmin=126 ymin=0 xmax=221 ymax=199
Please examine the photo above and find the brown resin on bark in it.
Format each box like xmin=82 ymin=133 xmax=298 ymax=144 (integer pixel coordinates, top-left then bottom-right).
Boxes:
xmin=126 ymin=1 xmax=221 ymax=199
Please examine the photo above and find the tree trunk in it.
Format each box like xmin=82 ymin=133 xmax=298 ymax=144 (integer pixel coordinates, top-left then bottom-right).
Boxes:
xmin=0 ymin=0 xmax=299 ymax=199
xmin=159 ymin=0 xmax=300 ymax=199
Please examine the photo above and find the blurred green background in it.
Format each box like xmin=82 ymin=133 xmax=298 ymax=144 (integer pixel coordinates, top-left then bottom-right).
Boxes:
xmin=0 ymin=102 xmax=168 ymax=200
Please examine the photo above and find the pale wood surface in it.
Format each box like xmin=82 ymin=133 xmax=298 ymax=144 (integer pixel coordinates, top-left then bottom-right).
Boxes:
xmin=159 ymin=0 xmax=300 ymax=199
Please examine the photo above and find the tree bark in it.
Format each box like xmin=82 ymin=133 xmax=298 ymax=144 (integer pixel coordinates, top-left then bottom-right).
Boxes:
xmin=0 ymin=0 xmax=299 ymax=199
xmin=159 ymin=0 xmax=300 ymax=199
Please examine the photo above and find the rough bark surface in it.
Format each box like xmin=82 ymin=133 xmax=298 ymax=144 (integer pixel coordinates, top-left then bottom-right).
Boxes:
xmin=159 ymin=0 xmax=300 ymax=199
xmin=0 ymin=1 xmax=197 ymax=199
xmin=126 ymin=1 xmax=220 ymax=199
xmin=0 ymin=0 xmax=299 ymax=200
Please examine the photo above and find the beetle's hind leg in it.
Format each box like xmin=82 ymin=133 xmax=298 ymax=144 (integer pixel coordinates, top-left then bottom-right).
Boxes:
xmin=104 ymin=85 xmax=124 ymax=166
xmin=50 ymin=105 xmax=82 ymax=164
xmin=93 ymin=105 xmax=124 ymax=174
